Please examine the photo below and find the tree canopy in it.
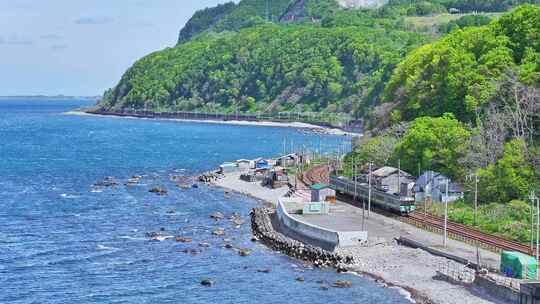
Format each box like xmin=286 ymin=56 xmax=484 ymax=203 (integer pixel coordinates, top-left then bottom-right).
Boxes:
xmin=394 ymin=113 xmax=471 ymax=178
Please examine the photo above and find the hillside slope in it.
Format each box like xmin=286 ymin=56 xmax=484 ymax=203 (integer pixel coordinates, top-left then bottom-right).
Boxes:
xmin=99 ymin=24 xmax=427 ymax=114
xmin=382 ymin=4 xmax=540 ymax=124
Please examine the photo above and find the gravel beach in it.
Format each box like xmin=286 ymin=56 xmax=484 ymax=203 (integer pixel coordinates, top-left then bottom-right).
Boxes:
xmin=212 ymin=172 xmax=506 ymax=304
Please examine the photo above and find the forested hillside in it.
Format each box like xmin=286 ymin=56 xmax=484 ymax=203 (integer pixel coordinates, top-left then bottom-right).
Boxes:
xmin=100 ymin=24 xmax=426 ymax=114
xmin=343 ymin=5 xmax=540 ymax=243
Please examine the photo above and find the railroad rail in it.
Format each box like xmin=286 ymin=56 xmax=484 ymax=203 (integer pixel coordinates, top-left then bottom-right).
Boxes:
xmin=302 ymin=165 xmax=534 ymax=257
xmin=302 ymin=164 xmax=331 ymax=185
xmin=406 ymin=212 xmax=532 ymax=256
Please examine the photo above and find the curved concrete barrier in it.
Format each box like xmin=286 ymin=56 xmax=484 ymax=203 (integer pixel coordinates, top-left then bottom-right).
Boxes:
xmin=276 ymin=199 xmax=367 ymax=251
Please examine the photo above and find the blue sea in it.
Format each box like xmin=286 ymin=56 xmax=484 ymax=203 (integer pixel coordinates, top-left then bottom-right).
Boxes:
xmin=0 ymin=99 xmax=409 ymax=303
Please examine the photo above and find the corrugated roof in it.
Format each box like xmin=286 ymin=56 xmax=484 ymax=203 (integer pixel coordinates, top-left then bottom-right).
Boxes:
xmin=311 ymin=183 xmax=331 ymax=190
xmin=371 ymin=166 xmax=398 ymax=177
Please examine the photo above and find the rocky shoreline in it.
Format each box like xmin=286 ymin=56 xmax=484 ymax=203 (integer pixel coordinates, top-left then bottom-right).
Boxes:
xmin=250 ymin=207 xmax=354 ymax=269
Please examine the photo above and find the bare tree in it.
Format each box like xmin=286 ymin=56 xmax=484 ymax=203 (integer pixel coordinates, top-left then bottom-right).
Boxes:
xmin=497 ymin=74 xmax=540 ymax=144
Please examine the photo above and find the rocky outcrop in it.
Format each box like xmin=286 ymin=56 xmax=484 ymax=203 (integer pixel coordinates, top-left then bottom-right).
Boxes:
xmin=337 ymin=0 xmax=387 ymax=9
xmin=250 ymin=207 xmax=354 ymax=268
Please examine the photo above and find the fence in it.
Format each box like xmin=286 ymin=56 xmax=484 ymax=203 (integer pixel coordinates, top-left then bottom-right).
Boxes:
xmin=88 ymin=109 xmax=357 ymax=129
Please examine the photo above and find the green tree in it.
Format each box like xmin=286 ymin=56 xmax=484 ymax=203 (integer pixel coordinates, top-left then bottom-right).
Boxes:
xmin=394 ymin=113 xmax=471 ymax=177
xmin=478 ymin=139 xmax=535 ymax=204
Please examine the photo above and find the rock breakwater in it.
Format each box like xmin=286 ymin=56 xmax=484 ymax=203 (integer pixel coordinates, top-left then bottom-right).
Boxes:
xmin=251 ymin=207 xmax=354 ymax=269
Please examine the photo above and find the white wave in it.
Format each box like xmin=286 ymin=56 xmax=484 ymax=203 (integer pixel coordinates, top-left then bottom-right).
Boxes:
xmin=97 ymin=244 xmax=118 ymax=251
xmin=60 ymin=193 xmax=79 ymax=199
xmin=151 ymin=235 xmax=173 ymax=242
xmin=118 ymin=235 xmax=145 ymax=241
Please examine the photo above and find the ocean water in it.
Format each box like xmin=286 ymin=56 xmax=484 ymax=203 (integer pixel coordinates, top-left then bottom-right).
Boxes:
xmin=0 ymin=99 xmax=409 ymax=303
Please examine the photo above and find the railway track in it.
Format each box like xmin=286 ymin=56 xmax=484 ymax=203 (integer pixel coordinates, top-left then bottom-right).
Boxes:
xmin=302 ymin=164 xmax=331 ymax=185
xmin=302 ymin=165 xmax=534 ymax=257
xmin=406 ymin=212 xmax=532 ymax=256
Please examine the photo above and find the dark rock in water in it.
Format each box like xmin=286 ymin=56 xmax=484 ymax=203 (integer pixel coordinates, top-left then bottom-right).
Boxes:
xmin=160 ymin=227 xmax=166 ymax=231
xmin=296 ymin=277 xmax=305 ymax=282
xmin=93 ymin=177 xmax=118 ymax=187
xmin=166 ymin=210 xmax=176 ymax=214
xmin=320 ymin=286 xmax=329 ymax=291
xmin=332 ymin=280 xmax=352 ymax=288
xmin=212 ymin=228 xmax=225 ymax=236
xmin=257 ymin=268 xmax=271 ymax=273
xmin=238 ymin=249 xmax=251 ymax=257
xmin=200 ymin=279 xmax=215 ymax=287
xmin=191 ymin=184 xmax=199 ymax=189
xmin=336 ymin=266 xmax=348 ymax=273
xmin=232 ymin=218 xmax=244 ymax=226
xmin=149 ymin=187 xmax=167 ymax=195
xmin=224 ymin=243 xmax=233 ymax=249
xmin=175 ymin=236 xmax=192 ymax=243
xmin=210 ymin=212 xmax=224 ymax=220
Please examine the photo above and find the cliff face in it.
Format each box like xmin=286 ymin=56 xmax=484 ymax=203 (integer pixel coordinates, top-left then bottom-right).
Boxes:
xmin=177 ymin=0 xmax=295 ymax=44
xmin=279 ymin=0 xmax=307 ymax=23
xmin=177 ymin=2 xmax=237 ymax=43
xmin=337 ymin=0 xmax=387 ymax=9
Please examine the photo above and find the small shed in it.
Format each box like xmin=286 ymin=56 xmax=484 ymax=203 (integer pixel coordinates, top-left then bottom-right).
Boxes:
xmin=219 ymin=162 xmax=237 ymax=174
xmin=276 ymin=153 xmax=298 ymax=167
xmin=236 ymin=159 xmax=251 ymax=171
xmin=311 ymin=183 xmax=336 ymax=203
xmin=501 ymin=251 xmax=537 ymax=279
xmin=255 ymin=159 xmax=270 ymax=170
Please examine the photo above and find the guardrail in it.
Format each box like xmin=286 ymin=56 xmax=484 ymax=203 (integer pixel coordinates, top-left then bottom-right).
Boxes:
xmin=87 ymin=109 xmax=358 ymax=129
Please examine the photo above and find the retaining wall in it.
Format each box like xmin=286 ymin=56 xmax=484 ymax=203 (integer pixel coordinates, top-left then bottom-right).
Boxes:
xmin=276 ymin=199 xmax=367 ymax=251
xmin=251 ymin=207 xmax=354 ymax=268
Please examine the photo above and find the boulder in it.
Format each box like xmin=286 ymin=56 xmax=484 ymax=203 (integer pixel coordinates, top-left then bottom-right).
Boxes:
xmin=212 ymin=229 xmax=225 ymax=236
xmin=149 ymin=187 xmax=167 ymax=195
xmin=332 ymin=280 xmax=352 ymax=288
xmin=238 ymin=249 xmax=251 ymax=257
xmin=210 ymin=212 xmax=224 ymax=220
xmin=200 ymin=279 xmax=215 ymax=287
xmin=175 ymin=236 xmax=192 ymax=243
xmin=257 ymin=268 xmax=271 ymax=273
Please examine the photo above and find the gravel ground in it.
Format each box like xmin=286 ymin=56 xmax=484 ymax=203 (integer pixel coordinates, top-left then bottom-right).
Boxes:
xmin=338 ymin=243 xmax=506 ymax=304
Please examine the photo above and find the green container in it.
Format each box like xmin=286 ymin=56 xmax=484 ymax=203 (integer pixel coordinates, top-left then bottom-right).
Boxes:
xmin=500 ymin=251 xmax=537 ymax=279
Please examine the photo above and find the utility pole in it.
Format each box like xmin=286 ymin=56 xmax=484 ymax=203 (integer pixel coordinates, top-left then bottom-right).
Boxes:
xmin=353 ymin=156 xmax=357 ymax=203
xmin=397 ymin=159 xmax=401 ymax=196
xmin=368 ymin=161 xmax=372 ymax=217
xmin=467 ymin=173 xmax=480 ymax=269
xmin=531 ymin=191 xmax=540 ymax=272
xmin=443 ymin=178 xmax=449 ymax=247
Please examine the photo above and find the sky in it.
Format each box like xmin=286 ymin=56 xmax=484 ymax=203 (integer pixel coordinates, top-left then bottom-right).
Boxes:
xmin=0 ymin=0 xmax=233 ymax=96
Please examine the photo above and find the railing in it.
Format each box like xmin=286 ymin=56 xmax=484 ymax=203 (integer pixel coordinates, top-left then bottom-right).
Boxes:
xmin=88 ymin=109 xmax=358 ymax=129
xmin=437 ymin=261 xmax=476 ymax=284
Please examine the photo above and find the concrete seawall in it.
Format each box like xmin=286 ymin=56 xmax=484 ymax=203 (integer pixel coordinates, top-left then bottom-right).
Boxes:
xmin=251 ymin=207 xmax=354 ymax=268
xmin=276 ymin=200 xmax=367 ymax=251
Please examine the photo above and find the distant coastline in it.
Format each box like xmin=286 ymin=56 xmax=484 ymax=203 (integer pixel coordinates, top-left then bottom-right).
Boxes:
xmin=65 ymin=110 xmax=363 ymax=137
xmin=0 ymin=95 xmax=100 ymax=101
